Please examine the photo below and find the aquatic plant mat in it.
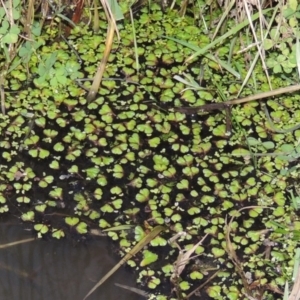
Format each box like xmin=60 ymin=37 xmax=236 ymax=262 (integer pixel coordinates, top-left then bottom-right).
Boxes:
xmin=1 ymin=1 xmax=300 ymax=299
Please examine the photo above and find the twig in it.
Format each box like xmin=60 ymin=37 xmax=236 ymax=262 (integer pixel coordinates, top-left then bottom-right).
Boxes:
xmin=186 ymin=269 xmax=220 ymax=299
xmin=172 ymin=84 xmax=300 ymax=114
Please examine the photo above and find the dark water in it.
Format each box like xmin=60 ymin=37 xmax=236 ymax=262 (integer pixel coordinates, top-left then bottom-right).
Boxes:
xmin=0 ymin=221 xmax=145 ymax=300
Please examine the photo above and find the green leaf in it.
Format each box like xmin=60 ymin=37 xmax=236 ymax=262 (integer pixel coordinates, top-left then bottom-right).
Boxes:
xmin=74 ymin=131 xmax=86 ymax=141
xmin=94 ymin=188 xmax=103 ymax=200
xmin=187 ymin=207 xmax=200 ymax=215
xmin=49 ymin=187 xmax=63 ymax=200
xmin=76 ymin=222 xmax=88 ymax=234
xmin=43 ymin=129 xmax=58 ymax=138
xmin=140 ymin=250 xmax=158 ymax=266
xmin=179 ymin=281 xmax=190 ymax=291
xmin=112 ymin=199 xmax=122 ymax=209
xmin=148 ymin=137 xmax=160 ymax=147
xmin=213 ymin=124 xmax=227 ymax=137
xmin=113 ymin=164 xmax=124 ymax=178
xmin=163 ymin=167 xmax=176 ymax=177
xmin=38 ymin=175 xmax=54 ymax=188
xmin=136 ymin=188 xmax=150 ymax=202
xmin=35 ymin=204 xmax=47 ymax=212
xmin=190 ymin=271 xmax=203 ymax=280
xmin=49 ymin=160 xmax=59 ymax=169
xmin=52 ymin=229 xmax=65 ymax=239
xmin=262 ymin=141 xmax=275 ymax=149
xmin=34 ymin=223 xmax=49 ymax=234
xmin=135 ymin=226 xmax=146 ymax=241
xmin=101 ymin=204 xmax=114 ymax=213
xmin=2 ymin=25 xmax=20 ymax=43
xmin=283 ymin=7 xmax=295 ymax=18
xmin=89 ymin=210 xmax=100 ymax=220
xmin=53 ymin=142 xmax=64 ymax=152
xmin=150 ymin=236 xmax=167 ymax=246
xmin=56 ymin=117 xmax=67 ymax=127
xmin=16 ymin=196 xmax=30 ymax=203
xmin=107 ymin=0 xmax=124 ymax=20
xmin=85 ymin=167 xmax=99 ymax=178
xmin=177 ymin=179 xmax=189 ymax=189
xmin=39 ymin=148 xmax=50 ymax=159
xmin=35 ymin=117 xmax=46 ymax=127
xmin=99 ymin=219 xmax=110 ymax=228
xmin=212 ymin=247 xmax=225 ymax=257
xmin=97 ymin=175 xmax=108 ymax=186
xmin=0 ymin=20 xmax=9 ymax=34
xmin=21 ymin=211 xmax=35 ymax=222
xmin=65 ymin=217 xmax=80 ymax=226
xmin=0 ymin=194 xmax=6 ymax=204
xmin=110 ymin=186 xmax=122 ymax=195
xmin=25 ymin=135 xmax=39 ymax=145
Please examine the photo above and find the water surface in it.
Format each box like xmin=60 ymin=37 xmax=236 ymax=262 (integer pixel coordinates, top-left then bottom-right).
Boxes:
xmin=0 ymin=221 xmax=145 ymax=300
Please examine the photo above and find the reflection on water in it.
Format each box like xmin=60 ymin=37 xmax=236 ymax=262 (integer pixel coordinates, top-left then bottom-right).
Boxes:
xmin=0 ymin=222 xmax=145 ymax=300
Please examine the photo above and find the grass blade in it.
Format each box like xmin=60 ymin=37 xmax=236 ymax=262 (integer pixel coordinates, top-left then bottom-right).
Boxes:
xmin=289 ymin=248 xmax=300 ymax=299
xmin=163 ymin=8 xmax=273 ymax=64
xmin=115 ymin=283 xmax=148 ymax=297
xmin=0 ymin=238 xmax=35 ymax=249
xmin=83 ymin=225 xmax=166 ymax=299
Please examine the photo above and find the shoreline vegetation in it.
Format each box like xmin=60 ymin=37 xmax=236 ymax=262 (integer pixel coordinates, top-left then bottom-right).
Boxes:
xmin=1 ymin=0 xmax=300 ymax=299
